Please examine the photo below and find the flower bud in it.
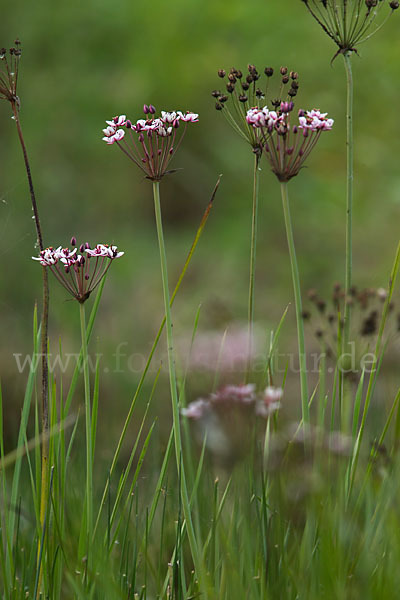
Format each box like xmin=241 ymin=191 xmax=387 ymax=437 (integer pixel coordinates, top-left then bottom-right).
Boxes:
xmin=70 ymin=236 xmax=77 ymax=246
xmin=264 ymin=67 xmax=274 ymax=77
xmin=149 ymin=104 xmax=156 ymax=114
xmin=218 ymin=68 xmax=226 ymax=77
xmin=143 ymin=104 xmax=149 ymax=114
xmin=280 ymin=66 xmax=288 ymax=75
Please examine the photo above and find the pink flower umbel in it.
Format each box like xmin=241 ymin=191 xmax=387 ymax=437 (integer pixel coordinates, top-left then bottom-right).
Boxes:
xmin=247 ymin=103 xmax=333 ymax=182
xmin=102 ymin=105 xmax=198 ymax=181
xmin=33 ymin=238 xmax=124 ymax=303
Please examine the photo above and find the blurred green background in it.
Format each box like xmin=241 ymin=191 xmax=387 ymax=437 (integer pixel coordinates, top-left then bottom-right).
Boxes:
xmin=1 ymin=0 xmax=400 ymax=448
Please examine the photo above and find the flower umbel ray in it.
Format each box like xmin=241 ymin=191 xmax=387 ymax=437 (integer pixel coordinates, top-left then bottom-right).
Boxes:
xmin=247 ymin=104 xmax=334 ymax=182
xmin=33 ymin=238 xmax=124 ymax=303
xmin=102 ymin=105 xmax=198 ymax=181
xmin=301 ymin=0 xmax=399 ymax=55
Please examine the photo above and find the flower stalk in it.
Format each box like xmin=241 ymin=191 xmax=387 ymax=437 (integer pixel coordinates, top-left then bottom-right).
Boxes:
xmin=79 ymin=302 xmax=93 ymax=564
xmin=246 ymin=153 xmax=260 ymax=380
xmin=343 ymin=51 xmax=353 ymax=352
xmin=2 ymin=41 xmax=50 ymax=590
xmin=152 ymin=181 xmax=203 ymax=588
xmin=280 ymin=182 xmax=309 ymax=424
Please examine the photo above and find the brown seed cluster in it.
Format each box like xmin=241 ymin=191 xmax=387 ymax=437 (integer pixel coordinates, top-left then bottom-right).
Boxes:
xmin=303 ymin=282 xmax=398 ymax=352
xmin=212 ymin=63 xmax=300 ymax=153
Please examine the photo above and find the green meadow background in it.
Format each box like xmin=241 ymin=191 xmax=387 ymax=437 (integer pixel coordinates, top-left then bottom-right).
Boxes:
xmin=1 ymin=0 xmax=400 ymax=447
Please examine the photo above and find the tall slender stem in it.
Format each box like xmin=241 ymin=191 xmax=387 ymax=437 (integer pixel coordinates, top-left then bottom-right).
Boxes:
xmin=79 ymin=302 xmax=93 ymax=564
xmin=343 ymin=51 xmax=353 ymax=349
xmin=246 ymin=153 xmax=260 ymax=381
xmin=280 ymin=182 xmax=309 ymax=424
xmin=152 ymin=181 xmax=205 ymax=594
xmin=11 ymin=100 xmax=49 ymax=589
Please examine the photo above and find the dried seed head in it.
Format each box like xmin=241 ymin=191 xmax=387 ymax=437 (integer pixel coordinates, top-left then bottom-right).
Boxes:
xmin=282 ymin=75 xmax=290 ymax=84
xmin=280 ymin=66 xmax=288 ymax=75
xmin=218 ymin=68 xmax=226 ymax=78
xmin=302 ymin=0 xmax=398 ymax=53
xmin=215 ymin=102 xmax=223 ymax=111
xmin=264 ymin=67 xmax=274 ymax=77
xmin=211 ymin=89 xmax=221 ymax=98
xmin=239 ymin=94 xmax=248 ymax=103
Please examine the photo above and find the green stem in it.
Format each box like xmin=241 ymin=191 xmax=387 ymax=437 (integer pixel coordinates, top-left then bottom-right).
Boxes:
xmin=280 ymin=182 xmax=309 ymax=424
xmin=79 ymin=302 xmax=93 ymax=560
xmin=11 ymin=100 xmax=50 ymax=592
xmin=246 ymin=154 xmax=260 ymax=381
xmin=152 ymin=182 xmax=205 ymax=593
xmin=343 ymin=51 xmax=353 ymax=350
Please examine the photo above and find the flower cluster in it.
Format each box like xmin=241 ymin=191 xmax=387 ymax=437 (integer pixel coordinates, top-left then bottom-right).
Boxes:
xmin=301 ymin=0 xmax=399 ymax=55
xmin=0 ymin=39 xmax=21 ymax=105
xmin=213 ymin=64 xmax=300 ymax=157
xmin=182 ymin=384 xmax=282 ymax=420
xmin=102 ymin=105 xmax=199 ymax=181
xmin=33 ymin=238 xmax=124 ymax=303
xmin=246 ymin=103 xmax=333 ymax=182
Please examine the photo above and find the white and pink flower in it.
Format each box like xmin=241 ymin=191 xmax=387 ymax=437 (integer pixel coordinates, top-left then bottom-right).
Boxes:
xmin=102 ymin=128 xmax=125 ymax=145
xmin=298 ymin=109 xmax=334 ymax=131
xmin=106 ymin=115 xmax=127 ymax=128
xmin=85 ymin=244 xmax=124 ymax=259
xmin=177 ymin=111 xmax=199 ymax=122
